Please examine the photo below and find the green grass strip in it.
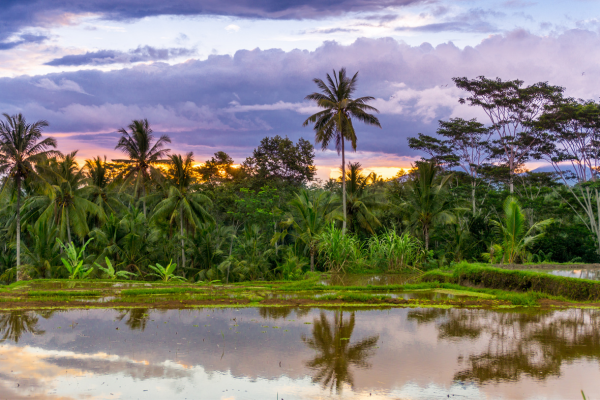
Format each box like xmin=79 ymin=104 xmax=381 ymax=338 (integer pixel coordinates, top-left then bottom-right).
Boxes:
xmin=422 ymin=262 xmax=600 ymax=302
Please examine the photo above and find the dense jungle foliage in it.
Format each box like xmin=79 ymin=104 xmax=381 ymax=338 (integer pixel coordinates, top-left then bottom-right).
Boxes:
xmin=1 ymin=73 xmax=600 ymax=283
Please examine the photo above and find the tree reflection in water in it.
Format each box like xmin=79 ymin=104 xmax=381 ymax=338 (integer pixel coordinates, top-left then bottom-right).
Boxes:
xmin=0 ymin=311 xmax=47 ymax=343
xmin=407 ymin=308 xmax=600 ymax=383
xmin=302 ymin=311 xmax=379 ymax=393
xmin=258 ymin=307 xmax=311 ymax=320
xmin=116 ymin=308 xmax=151 ymax=331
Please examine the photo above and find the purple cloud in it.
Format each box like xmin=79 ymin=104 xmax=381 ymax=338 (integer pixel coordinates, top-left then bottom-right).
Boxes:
xmin=45 ymin=46 xmax=196 ymax=66
xmin=0 ymin=29 xmax=599 ymax=166
xmin=0 ymin=0 xmax=427 ymax=44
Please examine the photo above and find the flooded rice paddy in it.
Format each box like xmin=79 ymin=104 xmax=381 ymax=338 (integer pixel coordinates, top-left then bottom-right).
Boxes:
xmin=1 ymin=306 xmax=599 ymax=399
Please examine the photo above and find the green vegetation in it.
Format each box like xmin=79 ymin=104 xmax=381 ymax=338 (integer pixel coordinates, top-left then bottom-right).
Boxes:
xmin=1 ymin=74 xmax=600 ymax=289
xmin=422 ymin=263 xmax=600 ymax=302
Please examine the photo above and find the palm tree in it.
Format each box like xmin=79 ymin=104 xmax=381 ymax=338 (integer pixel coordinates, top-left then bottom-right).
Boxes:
xmin=282 ymin=189 xmax=343 ymax=271
xmin=492 ymin=196 xmax=554 ymax=263
xmin=85 ymin=156 xmax=125 ymax=219
xmin=22 ymin=220 xmax=61 ymax=279
xmin=303 ymin=68 xmax=381 ymax=232
xmin=188 ymin=222 xmax=231 ymax=280
xmin=114 ymin=119 xmax=171 ymax=216
xmin=25 ymin=151 xmax=103 ymax=243
xmin=402 ymin=161 xmax=455 ymax=250
xmin=151 ymin=153 xmax=213 ymax=270
xmin=0 ymin=113 xmax=58 ymax=281
xmin=343 ymin=162 xmax=384 ymax=235
xmin=302 ymin=311 xmax=379 ymax=393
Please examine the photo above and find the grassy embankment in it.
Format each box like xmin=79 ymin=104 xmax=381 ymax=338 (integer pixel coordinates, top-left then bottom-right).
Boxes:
xmin=0 ymin=264 xmax=598 ymax=310
xmin=422 ymin=262 xmax=600 ymax=303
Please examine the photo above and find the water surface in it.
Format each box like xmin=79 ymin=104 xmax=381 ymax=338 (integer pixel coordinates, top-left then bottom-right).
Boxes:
xmin=1 ymin=306 xmax=598 ymax=399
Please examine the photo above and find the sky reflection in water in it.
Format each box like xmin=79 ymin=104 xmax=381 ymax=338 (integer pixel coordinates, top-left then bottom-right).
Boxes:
xmin=1 ymin=307 xmax=599 ymax=399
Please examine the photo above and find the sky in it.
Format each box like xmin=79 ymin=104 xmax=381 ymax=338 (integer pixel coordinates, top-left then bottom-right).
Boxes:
xmin=0 ymin=0 xmax=599 ymax=180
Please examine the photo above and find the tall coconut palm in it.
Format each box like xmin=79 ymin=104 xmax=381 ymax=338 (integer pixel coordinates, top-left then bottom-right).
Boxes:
xmin=25 ymin=151 xmax=104 ymax=243
xmin=402 ymin=161 xmax=455 ymax=250
xmin=492 ymin=196 xmax=554 ymax=263
xmin=303 ymin=68 xmax=381 ymax=232
xmin=151 ymin=153 xmax=214 ymax=270
xmin=0 ymin=113 xmax=58 ymax=281
xmin=114 ymin=119 xmax=171 ymax=216
xmin=282 ymin=189 xmax=343 ymax=271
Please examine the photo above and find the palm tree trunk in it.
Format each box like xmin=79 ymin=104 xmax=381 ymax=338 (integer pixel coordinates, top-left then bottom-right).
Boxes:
xmin=180 ymin=203 xmax=185 ymax=270
xmin=15 ymin=180 xmax=21 ymax=282
xmin=424 ymin=225 xmax=429 ymax=251
xmin=310 ymin=247 xmax=315 ymax=272
xmin=341 ymin=138 xmax=347 ymax=233
xmin=66 ymin=211 xmax=72 ymax=244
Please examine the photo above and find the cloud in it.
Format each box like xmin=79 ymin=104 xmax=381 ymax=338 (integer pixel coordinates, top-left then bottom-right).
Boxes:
xmin=0 ymin=34 xmax=47 ymax=50
xmin=0 ymin=0 xmax=426 ymax=44
xmin=396 ymin=21 xmax=499 ymax=33
xmin=1 ymin=29 xmax=600 ymax=164
xmin=396 ymin=8 xmax=504 ymax=33
xmin=304 ymin=27 xmax=361 ymax=34
xmin=45 ymin=46 xmax=196 ymax=66
xmin=34 ymin=78 xmax=88 ymax=94
xmin=225 ymin=24 xmax=241 ymax=32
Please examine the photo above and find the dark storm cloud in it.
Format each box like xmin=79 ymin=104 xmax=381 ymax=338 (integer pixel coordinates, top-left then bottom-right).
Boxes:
xmin=0 ymin=0 xmax=427 ymax=43
xmin=45 ymin=46 xmax=196 ymax=66
xmin=0 ymin=29 xmax=599 ymax=161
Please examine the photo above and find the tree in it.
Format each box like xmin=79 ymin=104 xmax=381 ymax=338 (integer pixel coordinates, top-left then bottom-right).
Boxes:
xmin=492 ymin=196 xmax=553 ymax=263
xmin=0 ymin=113 xmax=58 ymax=281
xmin=341 ymin=162 xmax=383 ymax=235
xmin=151 ymin=152 xmax=214 ymax=270
xmin=453 ymin=76 xmax=563 ymax=193
xmin=402 ymin=161 xmax=455 ymax=250
xmin=22 ymin=221 xmax=61 ymax=279
xmin=243 ymin=135 xmax=316 ymax=186
xmin=535 ymin=99 xmax=600 ymax=254
xmin=25 ymin=151 xmax=103 ymax=243
xmin=304 ymin=68 xmax=381 ymax=231
xmin=85 ymin=156 xmax=125 ymax=219
xmin=409 ymin=118 xmax=493 ymax=213
xmin=282 ymin=189 xmax=343 ymax=271
xmin=114 ymin=119 xmax=171 ymax=216
xmin=198 ymin=151 xmax=238 ymax=184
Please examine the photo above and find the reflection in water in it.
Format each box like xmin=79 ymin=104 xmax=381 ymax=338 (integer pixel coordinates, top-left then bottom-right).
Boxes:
xmin=323 ymin=274 xmax=416 ymax=286
xmin=408 ymin=308 xmax=600 ymax=384
xmin=0 ymin=311 xmax=46 ymax=342
xmin=0 ymin=307 xmax=598 ymax=399
xmin=116 ymin=308 xmax=151 ymax=331
xmin=302 ymin=311 xmax=379 ymax=393
xmin=258 ymin=307 xmax=311 ymax=320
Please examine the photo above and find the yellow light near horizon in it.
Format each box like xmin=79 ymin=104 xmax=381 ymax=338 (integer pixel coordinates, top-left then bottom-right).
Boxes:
xmin=329 ymin=166 xmax=409 ymax=180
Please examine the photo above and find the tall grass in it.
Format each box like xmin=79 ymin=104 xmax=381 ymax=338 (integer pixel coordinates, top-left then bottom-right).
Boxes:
xmin=367 ymin=229 xmax=422 ymax=271
xmin=317 ymin=224 xmax=363 ymax=273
